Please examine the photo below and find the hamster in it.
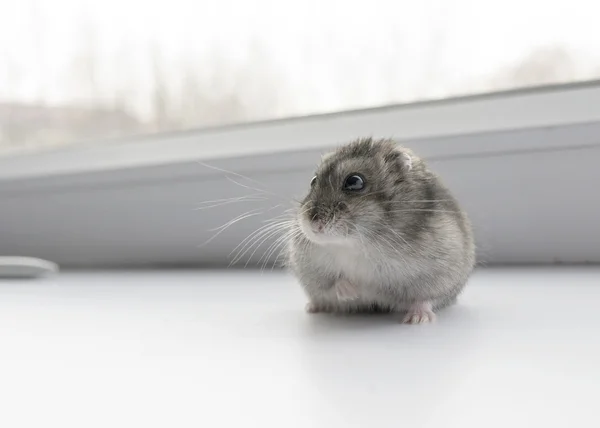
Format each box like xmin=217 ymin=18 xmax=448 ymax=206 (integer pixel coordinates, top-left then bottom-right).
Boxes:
xmin=287 ymin=137 xmax=475 ymax=324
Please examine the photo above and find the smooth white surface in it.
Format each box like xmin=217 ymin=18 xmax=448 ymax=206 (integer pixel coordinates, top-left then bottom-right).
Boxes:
xmin=0 ymin=268 xmax=599 ymax=428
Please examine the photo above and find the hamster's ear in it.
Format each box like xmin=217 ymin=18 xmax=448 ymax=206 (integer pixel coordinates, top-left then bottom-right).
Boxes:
xmin=399 ymin=151 xmax=412 ymax=172
xmin=386 ymin=147 xmax=413 ymax=172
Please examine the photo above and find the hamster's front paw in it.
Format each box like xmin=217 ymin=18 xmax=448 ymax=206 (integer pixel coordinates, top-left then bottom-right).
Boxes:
xmin=402 ymin=301 xmax=436 ymax=324
xmin=335 ymin=279 xmax=359 ymax=301
xmin=306 ymin=302 xmax=328 ymax=313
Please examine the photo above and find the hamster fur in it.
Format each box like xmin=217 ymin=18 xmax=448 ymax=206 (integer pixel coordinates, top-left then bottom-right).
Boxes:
xmin=287 ymin=138 xmax=475 ymax=324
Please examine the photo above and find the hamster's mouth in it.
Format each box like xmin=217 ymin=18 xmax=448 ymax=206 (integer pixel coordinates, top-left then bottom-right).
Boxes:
xmin=299 ymin=216 xmax=349 ymax=246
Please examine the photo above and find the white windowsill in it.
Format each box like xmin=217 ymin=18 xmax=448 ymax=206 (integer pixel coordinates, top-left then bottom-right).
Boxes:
xmin=0 ymin=267 xmax=598 ymax=427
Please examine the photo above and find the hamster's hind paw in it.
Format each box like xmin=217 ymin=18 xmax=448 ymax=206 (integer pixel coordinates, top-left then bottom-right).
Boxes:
xmin=335 ymin=279 xmax=360 ymax=301
xmin=402 ymin=302 xmax=436 ymax=324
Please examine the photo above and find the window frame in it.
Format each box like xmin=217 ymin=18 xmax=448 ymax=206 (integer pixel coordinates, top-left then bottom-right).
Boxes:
xmin=1 ymin=81 xmax=599 ymax=267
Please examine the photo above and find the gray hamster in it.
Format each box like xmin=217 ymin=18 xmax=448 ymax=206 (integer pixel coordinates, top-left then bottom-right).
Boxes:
xmin=287 ymin=137 xmax=475 ymax=324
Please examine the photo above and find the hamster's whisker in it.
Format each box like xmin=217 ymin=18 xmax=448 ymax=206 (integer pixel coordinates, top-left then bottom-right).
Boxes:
xmin=371 ymin=228 xmax=404 ymax=252
xmin=263 ymin=208 xmax=303 ymax=223
xmin=195 ymin=193 xmax=265 ymax=205
xmin=229 ymin=220 xmax=294 ymax=266
xmin=197 ymin=161 xmax=270 ymax=188
xmin=229 ymin=217 xmax=293 ymax=258
xmin=244 ymin=225 xmax=293 ymax=268
xmin=202 ymin=204 xmax=283 ymax=250
xmin=263 ymin=235 xmax=288 ymax=269
xmin=363 ymin=225 xmax=403 ymax=262
xmin=229 ymin=219 xmax=292 ymax=256
xmin=387 ymin=228 xmax=416 ymax=254
xmin=261 ymin=214 xmax=289 ymax=223
xmin=199 ymin=160 xmax=299 ymax=209
xmin=379 ymin=233 xmax=412 ymax=259
xmin=207 ymin=208 xmax=264 ymax=233
xmin=259 ymin=230 xmax=294 ymax=271
xmin=298 ymin=206 xmax=312 ymax=217
xmin=272 ymin=228 xmax=302 ymax=271
xmin=271 ymin=248 xmax=287 ymax=271
xmin=367 ymin=222 xmax=416 ymax=254
xmin=225 ymin=176 xmax=287 ymax=201
xmin=224 ymin=176 xmax=299 ymax=207
xmin=199 ymin=208 xmax=266 ymax=248
xmin=193 ymin=195 xmax=268 ymax=211
xmin=381 ymin=199 xmax=453 ymax=204
xmin=269 ymin=228 xmax=303 ymax=272
xmin=402 ymin=199 xmax=453 ymax=203
xmin=232 ymin=221 xmax=294 ymax=267
xmin=208 ymin=204 xmax=282 ymax=233
xmin=276 ymin=206 xmax=309 ymax=222
xmin=355 ymin=225 xmax=384 ymax=260
xmin=386 ymin=209 xmax=459 ymax=214
xmin=261 ymin=234 xmax=289 ymax=272
xmin=232 ymin=228 xmax=283 ymax=267
xmin=357 ymin=190 xmax=388 ymax=198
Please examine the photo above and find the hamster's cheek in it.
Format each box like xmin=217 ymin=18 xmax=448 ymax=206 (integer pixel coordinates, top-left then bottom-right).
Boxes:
xmin=298 ymin=216 xmax=317 ymax=240
xmin=350 ymin=203 xmax=386 ymax=224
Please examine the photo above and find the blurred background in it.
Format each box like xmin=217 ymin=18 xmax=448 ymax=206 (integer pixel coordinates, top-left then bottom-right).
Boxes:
xmin=1 ymin=0 xmax=600 ymax=268
xmin=1 ymin=0 xmax=599 ymax=155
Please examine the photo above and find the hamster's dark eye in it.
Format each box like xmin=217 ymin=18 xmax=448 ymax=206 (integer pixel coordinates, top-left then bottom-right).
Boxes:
xmin=310 ymin=176 xmax=317 ymax=187
xmin=343 ymin=174 xmax=365 ymax=191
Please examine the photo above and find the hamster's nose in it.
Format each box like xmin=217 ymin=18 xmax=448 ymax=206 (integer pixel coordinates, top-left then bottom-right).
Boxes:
xmin=311 ymin=220 xmax=325 ymax=234
xmin=309 ymin=207 xmax=325 ymax=233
